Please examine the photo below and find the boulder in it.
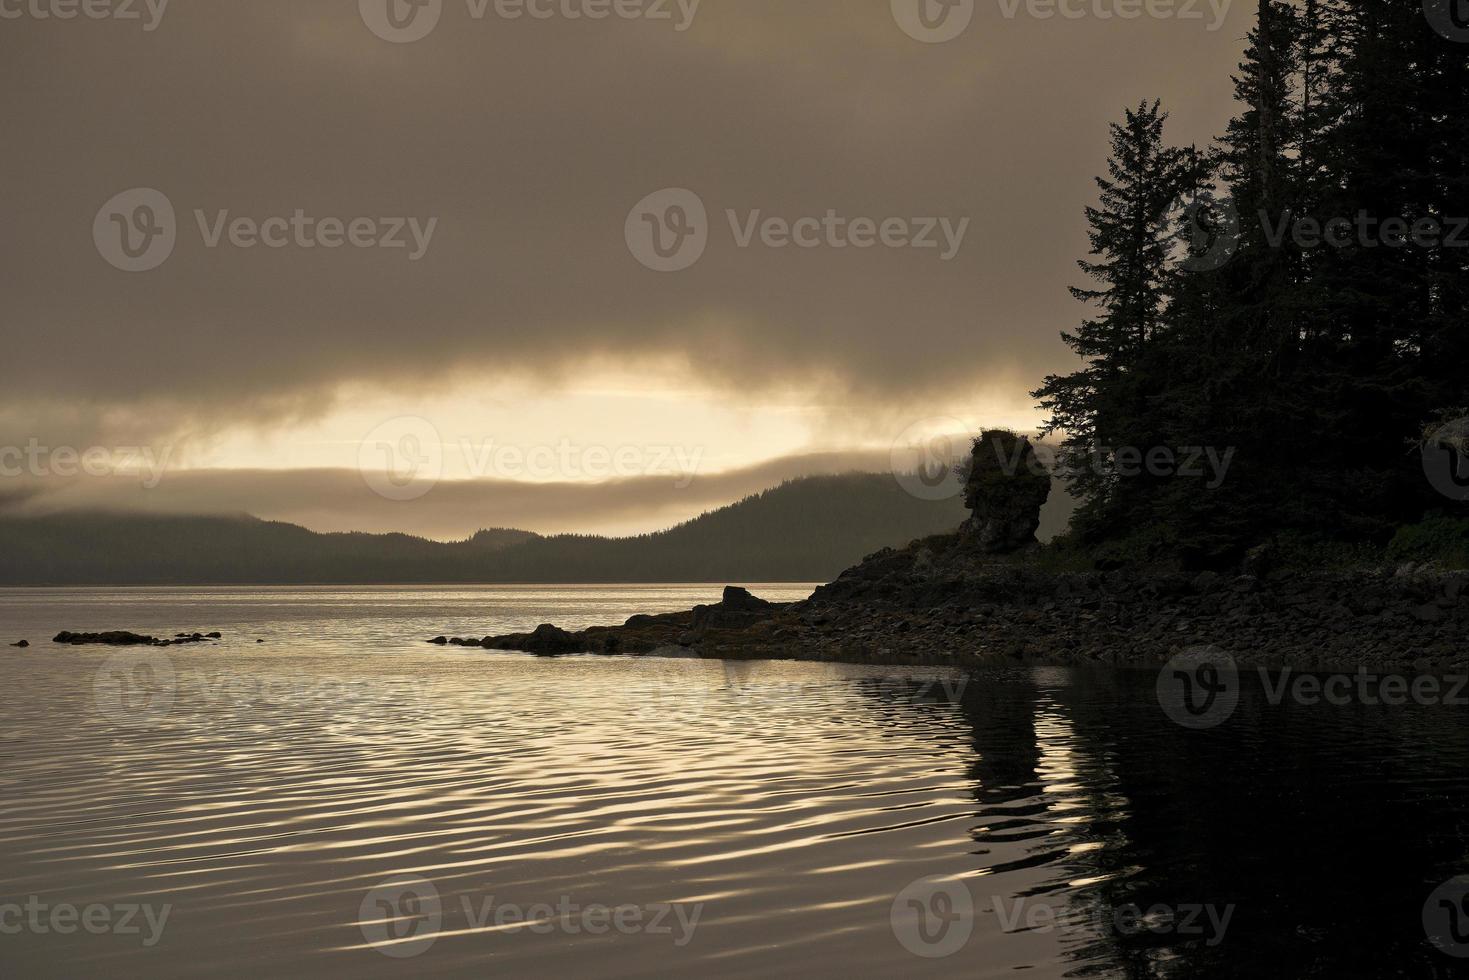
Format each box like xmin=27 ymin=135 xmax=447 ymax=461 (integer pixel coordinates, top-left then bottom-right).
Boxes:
xmin=11 ymin=640 xmax=28 ymax=648
xmin=519 ymin=624 xmax=584 ymax=655
xmin=721 ymin=586 xmax=773 ymax=612
xmin=957 ymin=430 xmax=1052 ymax=554
xmin=689 ymin=587 xmax=780 ymax=634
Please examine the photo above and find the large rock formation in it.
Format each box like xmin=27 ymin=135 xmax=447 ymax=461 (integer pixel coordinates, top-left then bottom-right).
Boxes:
xmin=959 ymin=430 xmax=1052 ymax=553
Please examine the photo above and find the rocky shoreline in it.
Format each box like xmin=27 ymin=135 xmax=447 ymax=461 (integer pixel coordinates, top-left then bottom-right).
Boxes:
xmin=450 ymin=536 xmax=1468 ymax=672
xmin=452 ymin=432 xmax=1467 ymax=672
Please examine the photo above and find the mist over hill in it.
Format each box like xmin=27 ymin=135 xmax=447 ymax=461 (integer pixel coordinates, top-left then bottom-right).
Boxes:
xmin=0 ymin=474 xmax=973 ymax=586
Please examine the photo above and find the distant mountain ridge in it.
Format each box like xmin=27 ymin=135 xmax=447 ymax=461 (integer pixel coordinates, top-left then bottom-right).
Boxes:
xmin=0 ymin=474 xmax=968 ymax=586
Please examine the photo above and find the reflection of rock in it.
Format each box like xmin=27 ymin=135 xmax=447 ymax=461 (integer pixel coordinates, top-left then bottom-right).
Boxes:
xmin=959 ymin=431 xmax=1051 ymax=554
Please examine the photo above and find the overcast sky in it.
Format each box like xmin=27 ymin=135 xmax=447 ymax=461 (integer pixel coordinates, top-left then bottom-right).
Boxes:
xmin=1 ymin=0 xmax=1251 ymax=536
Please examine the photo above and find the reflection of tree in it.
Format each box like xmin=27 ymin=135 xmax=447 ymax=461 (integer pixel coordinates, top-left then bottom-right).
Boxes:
xmin=853 ymin=661 xmax=1469 ymax=976
xmin=1023 ymin=668 xmax=1469 ymax=978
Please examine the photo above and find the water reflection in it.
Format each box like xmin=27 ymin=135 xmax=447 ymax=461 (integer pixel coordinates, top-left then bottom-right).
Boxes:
xmin=941 ymin=666 xmax=1469 ymax=978
xmin=2 ymin=588 xmax=1468 ymax=978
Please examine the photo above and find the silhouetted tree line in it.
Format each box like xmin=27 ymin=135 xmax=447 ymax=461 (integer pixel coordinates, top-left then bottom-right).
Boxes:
xmin=1034 ymin=0 xmax=1468 ymax=564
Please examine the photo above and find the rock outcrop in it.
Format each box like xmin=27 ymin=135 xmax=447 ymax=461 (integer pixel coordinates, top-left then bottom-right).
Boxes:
xmin=959 ymin=430 xmax=1051 ymax=553
xmin=53 ymin=630 xmax=222 ymax=647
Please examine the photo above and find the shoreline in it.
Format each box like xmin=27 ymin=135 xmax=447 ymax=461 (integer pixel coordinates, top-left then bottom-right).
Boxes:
xmin=464 ymin=537 xmax=1469 ymax=673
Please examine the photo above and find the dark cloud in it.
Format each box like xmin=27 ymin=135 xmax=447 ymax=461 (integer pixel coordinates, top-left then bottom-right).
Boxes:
xmin=1 ymin=0 xmax=1251 ymax=446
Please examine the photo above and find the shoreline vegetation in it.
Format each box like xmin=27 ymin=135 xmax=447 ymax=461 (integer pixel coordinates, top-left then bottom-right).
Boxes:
xmin=467 ymin=0 xmax=1465 ymax=671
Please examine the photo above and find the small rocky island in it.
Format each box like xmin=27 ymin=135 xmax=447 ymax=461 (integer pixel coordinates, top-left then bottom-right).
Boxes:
xmin=52 ymin=631 xmax=223 ymax=647
xmin=444 ymin=432 xmax=1469 ymax=671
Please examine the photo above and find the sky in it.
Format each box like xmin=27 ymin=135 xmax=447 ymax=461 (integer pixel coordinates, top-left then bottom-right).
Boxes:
xmin=1 ymin=0 xmax=1253 ymax=538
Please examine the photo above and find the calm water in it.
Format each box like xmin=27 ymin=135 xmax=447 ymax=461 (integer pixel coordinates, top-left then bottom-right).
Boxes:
xmin=3 ymin=586 xmax=1469 ymax=978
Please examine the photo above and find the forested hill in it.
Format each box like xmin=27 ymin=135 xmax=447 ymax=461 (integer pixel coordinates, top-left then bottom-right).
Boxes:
xmin=0 ymin=474 xmax=969 ymax=585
